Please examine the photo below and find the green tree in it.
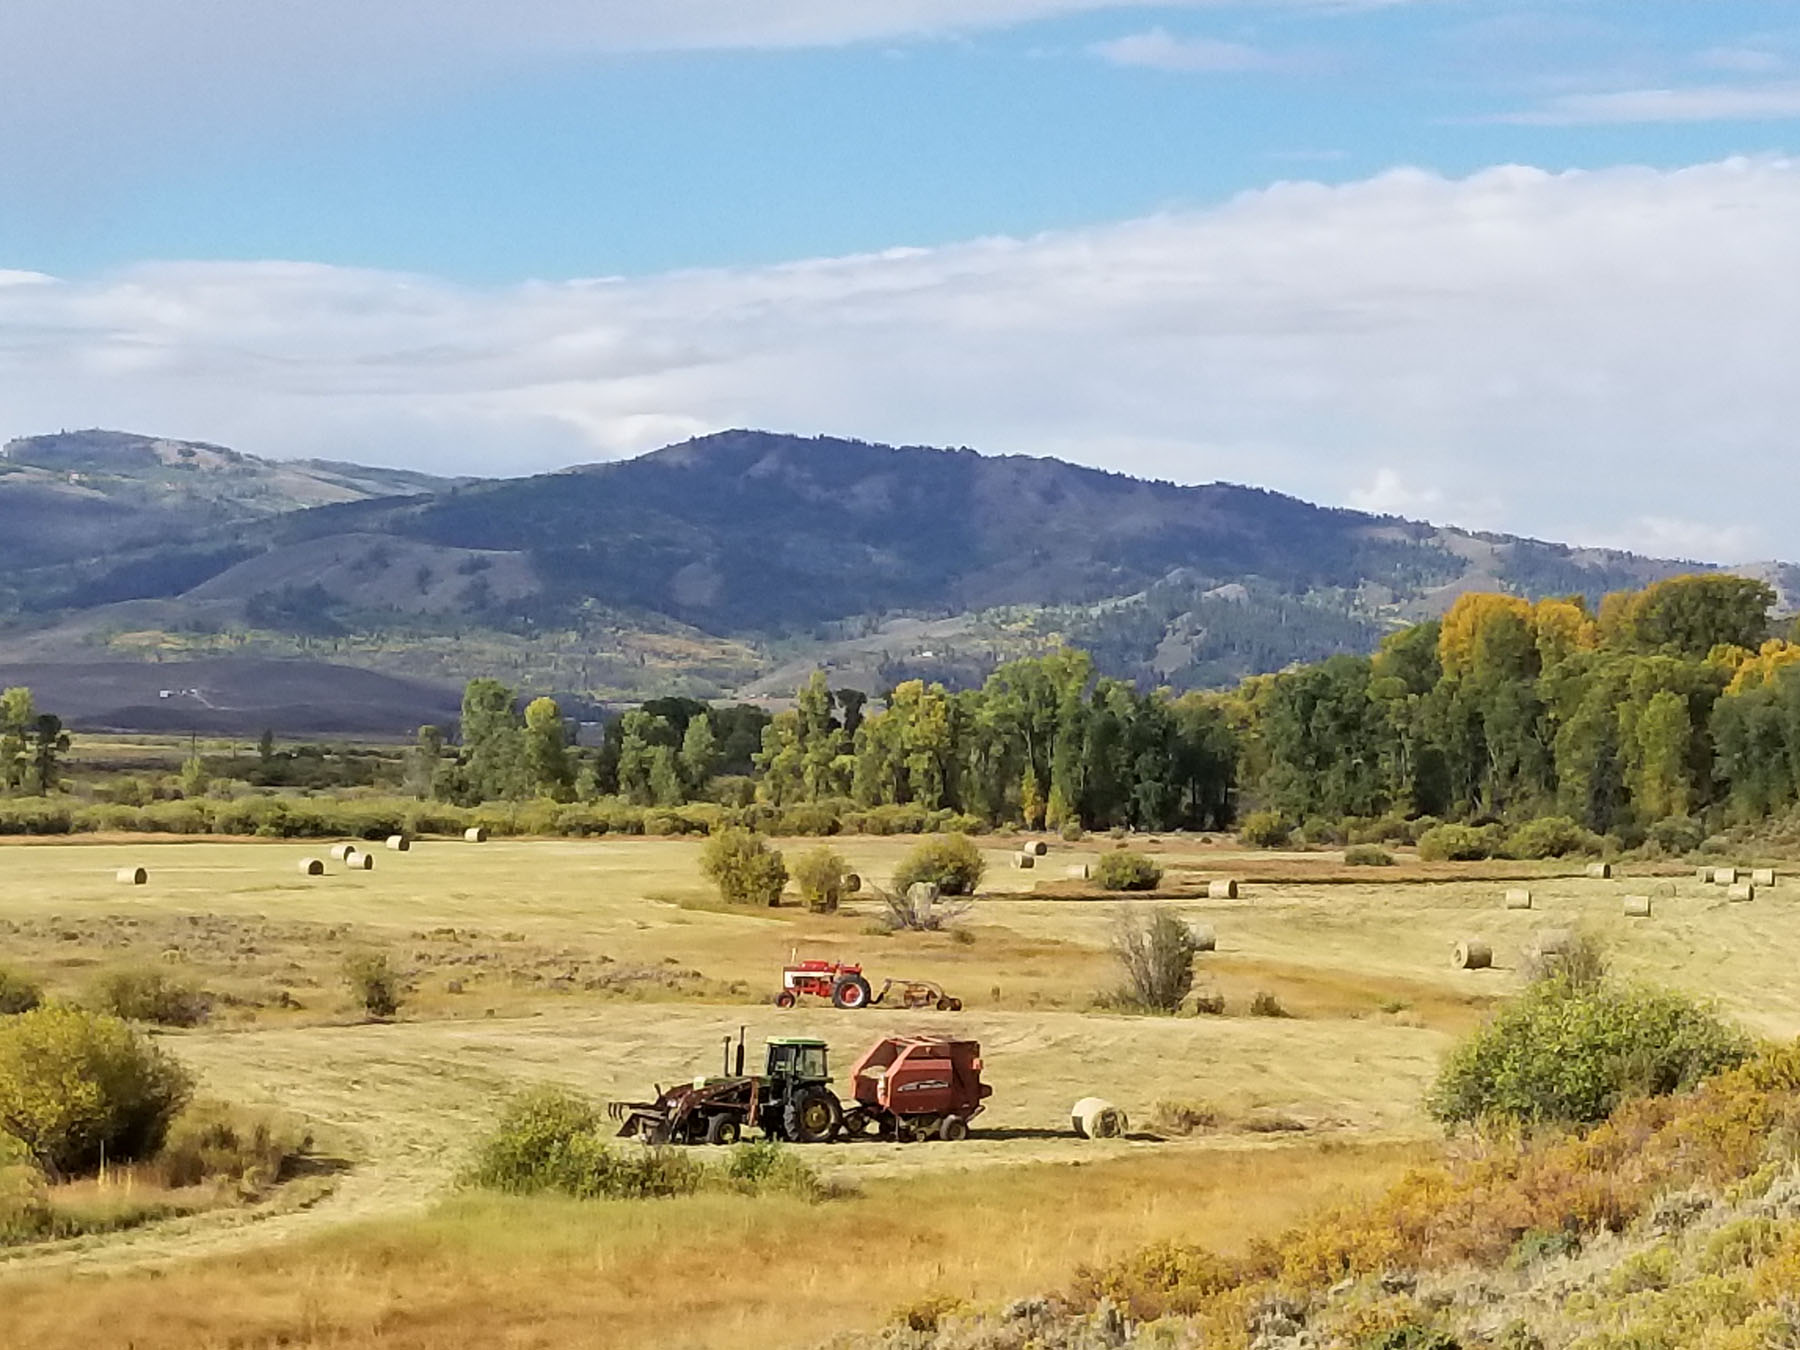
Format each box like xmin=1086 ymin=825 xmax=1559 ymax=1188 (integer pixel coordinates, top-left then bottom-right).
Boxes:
xmin=26 ymin=714 xmax=68 ymax=796
xmin=679 ymin=713 xmax=719 ymax=796
xmin=405 ymin=724 xmax=446 ymax=799
xmin=1635 ymin=689 xmax=1692 ymax=820
xmin=522 ymin=697 xmax=573 ymax=799
xmin=459 ymin=679 xmax=526 ymax=801
xmin=0 ymin=687 xmax=34 ymax=792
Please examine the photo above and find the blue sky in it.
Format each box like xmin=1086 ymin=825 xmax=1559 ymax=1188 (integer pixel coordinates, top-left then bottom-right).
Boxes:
xmin=6 ymin=2 xmax=1799 ymax=279
xmin=3 ymin=2 xmax=1800 ymax=560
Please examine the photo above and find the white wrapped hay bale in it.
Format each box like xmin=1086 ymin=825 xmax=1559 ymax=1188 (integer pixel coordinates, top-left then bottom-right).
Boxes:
xmin=1711 ymin=867 xmax=1738 ymax=885
xmin=1752 ymin=868 xmax=1776 ymax=887
xmin=1623 ymin=895 xmax=1652 ymax=918
xmin=1024 ymin=839 xmax=1048 ymax=857
xmin=1065 ymin=863 xmax=1091 ymax=881
xmin=386 ymin=834 xmax=411 ymax=852
xmin=1192 ymin=924 xmax=1216 ymax=952
xmin=329 ymin=843 xmax=356 ymax=861
xmin=464 ymin=826 xmax=488 ymax=843
xmin=1585 ymin=862 xmax=1612 ymax=879
xmin=1728 ymin=882 xmax=1756 ymax=902
xmin=115 ymin=866 xmax=148 ymax=886
xmin=1206 ymin=879 xmax=1239 ymax=900
xmin=1071 ymin=1097 xmax=1128 ymax=1139
xmin=1503 ymin=888 xmax=1533 ymax=910
xmin=1011 ymin=851 xmax=1035 ymax=870
xmin=298 ymin=857 xmax=325 ymax=876
xmin=345 ymin=850 xmax=374 ymax=871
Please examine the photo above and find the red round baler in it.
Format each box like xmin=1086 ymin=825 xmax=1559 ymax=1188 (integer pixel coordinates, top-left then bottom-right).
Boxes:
xmin=840 ymin=1035 xmax=991 ymax=1141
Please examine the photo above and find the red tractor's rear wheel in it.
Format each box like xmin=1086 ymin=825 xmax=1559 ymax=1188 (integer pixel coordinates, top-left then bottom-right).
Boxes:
xmin=774 ymin=991 xmax=797 ymax=1008
xmin=832 ymin=975 xmax=873 ymax=1009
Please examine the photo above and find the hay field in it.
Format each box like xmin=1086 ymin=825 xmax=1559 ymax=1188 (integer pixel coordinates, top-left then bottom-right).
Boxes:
xmin=3 ymin=834 xmax=1799 ymax=1347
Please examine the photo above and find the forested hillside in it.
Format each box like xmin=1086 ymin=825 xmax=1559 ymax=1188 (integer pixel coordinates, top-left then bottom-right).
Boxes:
xmin=0 ymin=428 xmax=1710 ymax=710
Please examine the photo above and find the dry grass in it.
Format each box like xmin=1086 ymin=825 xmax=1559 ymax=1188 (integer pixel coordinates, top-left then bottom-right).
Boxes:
xmin=0 ymin=1139 xmax=1424 ymax=1350
xmin=2 ymin=832 xmax=1798 ymax=1343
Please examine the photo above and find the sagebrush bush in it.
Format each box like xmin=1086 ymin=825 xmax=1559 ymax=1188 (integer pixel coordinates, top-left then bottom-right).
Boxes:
xmin=1646 ymin=815 xmax=1706 ymax=857
xmin=1109 ymin=908 xmax=1198 ymax=1013
xmin=343 ymin=952 xmax=402 ymax=1019
xmin=700 ymin=827 xmax=788 ymax=906
xmin=892 ymin=833 xmax=984 ymax=897
xmin=86 ymin=969 xmax=211 ymax=1028
xmin=0 ymin=1005 xmax=193 ymax=1175
xmin=1249 ymin=991 xmax=1290 ymax=1018
xmin=1344 ymin=845 xmax=1395 ymax=867
xmin=1416 ymin=823 xmax=1501 ymax=862
xmin=0 ymin=968 xmax=42 ymax=1016
xmin=465 ymin=1087 xmax=828 ymax=1201
xmin=1426 ymin=976 xmax=1752 ymax=1128
xmin=155 ymin=1100 xmax=311 ymax=1193
xmin=1094 ymin=850 xmax=1163 ymax=892
xmin=1503 ymin=815 xmax=1600 ymax=860
xmin=791 ymin=845 xmax=849 ymax=913
xmin=1238 ymin=810 xmax=1292 ymax=849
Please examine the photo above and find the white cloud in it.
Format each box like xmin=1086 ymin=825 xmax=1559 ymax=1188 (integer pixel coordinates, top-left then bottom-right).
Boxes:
xmin=5 ymin=157 xmax=1800 ymax=561
xmin=1495 ymin=82 xmax=1800 ymax=125
xmin=1347 ymin=469 xmax=1443 ymax=517
xmin=1092 ymin=28 xmax=1281 ymax=72
xmin=1698 ymin=47 xmax=1784 ymax=75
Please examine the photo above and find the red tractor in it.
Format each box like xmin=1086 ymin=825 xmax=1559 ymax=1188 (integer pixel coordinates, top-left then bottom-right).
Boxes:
xmin=774 ymin=958 xmax=962 ymax=1011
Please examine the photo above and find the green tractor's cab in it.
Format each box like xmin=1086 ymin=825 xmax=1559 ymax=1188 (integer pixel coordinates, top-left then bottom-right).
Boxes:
xmin=764 ymin=1037 xmax=830 ymax=1084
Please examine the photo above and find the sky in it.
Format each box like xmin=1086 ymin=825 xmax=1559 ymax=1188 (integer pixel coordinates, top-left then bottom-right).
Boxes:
xmin=3 ymin=1 xmax=1799 ymax=560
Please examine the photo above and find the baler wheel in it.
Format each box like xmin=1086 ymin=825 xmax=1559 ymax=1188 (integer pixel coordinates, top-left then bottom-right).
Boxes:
xmin=948 ymin=998 xmax=963 ymax=1011
xmin=705 ymin=1113 xmax=742 ymax=1146
xmin=774 ymin=991 xmax=797 ymax=1008
xmin=938 ymin=1116 xmax=969 ymax=1143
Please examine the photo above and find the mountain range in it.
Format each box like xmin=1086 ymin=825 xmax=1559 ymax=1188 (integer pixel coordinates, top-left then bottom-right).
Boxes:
xmin=0 ymin=427 xmax=1787 ymax=733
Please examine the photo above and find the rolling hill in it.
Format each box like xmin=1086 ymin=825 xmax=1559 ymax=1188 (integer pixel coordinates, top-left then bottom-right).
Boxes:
xmin=0 ymin=426 xmax=1780 ymax=730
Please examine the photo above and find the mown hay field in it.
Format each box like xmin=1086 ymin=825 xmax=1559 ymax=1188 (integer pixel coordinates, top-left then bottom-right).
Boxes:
xmin=3 ymin=834 xmax=1800 ymax=1347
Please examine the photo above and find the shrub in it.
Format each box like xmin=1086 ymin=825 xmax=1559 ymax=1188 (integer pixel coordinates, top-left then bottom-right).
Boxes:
xmin=1503 ymin=815 xmax=1600 ymax=860
xmin=878 ymin=884 xmax=971 ymax=933
xmin=1249 ymin=991 xmax=1290 ymax=1018
xmin=0 ymin=968 xmax=42 ymax=1016
xmin=791 ymin=846 xmax=850 ymax=913
xmin=1299 ymin=817 xmax=1343 ymax=847
xmin=1426 ymin=976 xmax=1753 ymax=1128
xmin=1344 ymin=845 xmax=1395 ymax=867
xmin=892 ymin=833 xmax=984 ymax=897
xmin=155 ymin=1100 xmax=311 ymax=1194
xmin=1238 ymin=810 xmax=1292 ymax=849
xmin=1060 ymin=821 xmax=1085 ymax=842
xmin=343 ymin=952 xmax=402 ymax=1020
xmin=0 ymin=1005 xmax=193 ymax=1175
xmin=86 ymin=970 xmax=211 ymax=1028
xmin=1094 ymin=850 xmax=1163 ymax=892
xmin=464 ymin=1086 xmax=703 ymax=1199
xmin=1109 ymin=908 xmax=1198 ymax=1013
xmin=718 ymin=1139 xmax=829 ymax=1200
xmin=1646 ymin=815 xmax=1706 ymax=857
xmin=1416 ymin=823 xmax=1500 ymax=862
xmin=699 ymin=827 xmax=789 ymax=906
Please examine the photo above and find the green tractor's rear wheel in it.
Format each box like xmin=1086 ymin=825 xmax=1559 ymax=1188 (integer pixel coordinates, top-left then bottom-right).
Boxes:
xmin=784 ymin=1088 xmax=842 ymax=1143
xmin=705 ymin=1113 xmax=742 ymax=1146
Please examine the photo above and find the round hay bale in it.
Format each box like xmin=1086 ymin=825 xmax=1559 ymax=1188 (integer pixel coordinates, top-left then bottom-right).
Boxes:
xmin=346 ymin=851 xmax=374 ymax=872
xmin=1728 ymin=882 xmax=1756 ymax=902
xmin=1712 ymin=867 xmax=1738 ymax=885
xmin=464 ymin=826 xmax=488 ymax=844
xmin=1065 ymin=863 xmax=1092 ymax=881
xmin=386 ymin=834 xmax=411 ymax=852
xmin=298 ymin=857 xmax=325 ymax=877
xmin=1025 ymin=839 xmax=1049 ymax=857
xmin=906 ymin=882 xmax=941 ymax=908
xmin=1696 ymin=866 xmax=1712 ymax=882
xmin=1453 ymin=940 xmax=1493 ymax=971
xmin=115 ymin=866 xmax=148 ymax=886
xmin=1071 ymin=1097 xmax=1128 ymax=1140
xmin=843 ymin=873 xmax=862 ymax=894
xmin=1192 ymin=924 xmax=1216 ymax=952
xmin=1534 ymin=927 xmax=1574 ymax=958
xmin=1585 ymin=862 xmax=1612 ymax=880
xmin=1503 ymin=888 xmax=1533 ymax=910
xmin=1623 ymin=894 xmax=1652 ymax=918
xmin=329 ymin=842 xmax=356 ymax=861
xmin=1206 ymin=879 xmax=1238 ymax=900
xmin=1011 ymin=851 xmax=1035 ymax=870
xmin=1752 ymin=868 xmax=1776 ymax=887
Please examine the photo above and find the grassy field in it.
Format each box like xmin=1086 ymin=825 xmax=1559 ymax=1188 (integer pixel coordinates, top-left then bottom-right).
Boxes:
xmin=2 ymin=833 xmax=1798 ymax=1346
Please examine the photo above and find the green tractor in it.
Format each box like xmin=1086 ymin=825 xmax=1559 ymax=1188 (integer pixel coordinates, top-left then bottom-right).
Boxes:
xmin=608 ymin=1030 xmax=843 ymax=1145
